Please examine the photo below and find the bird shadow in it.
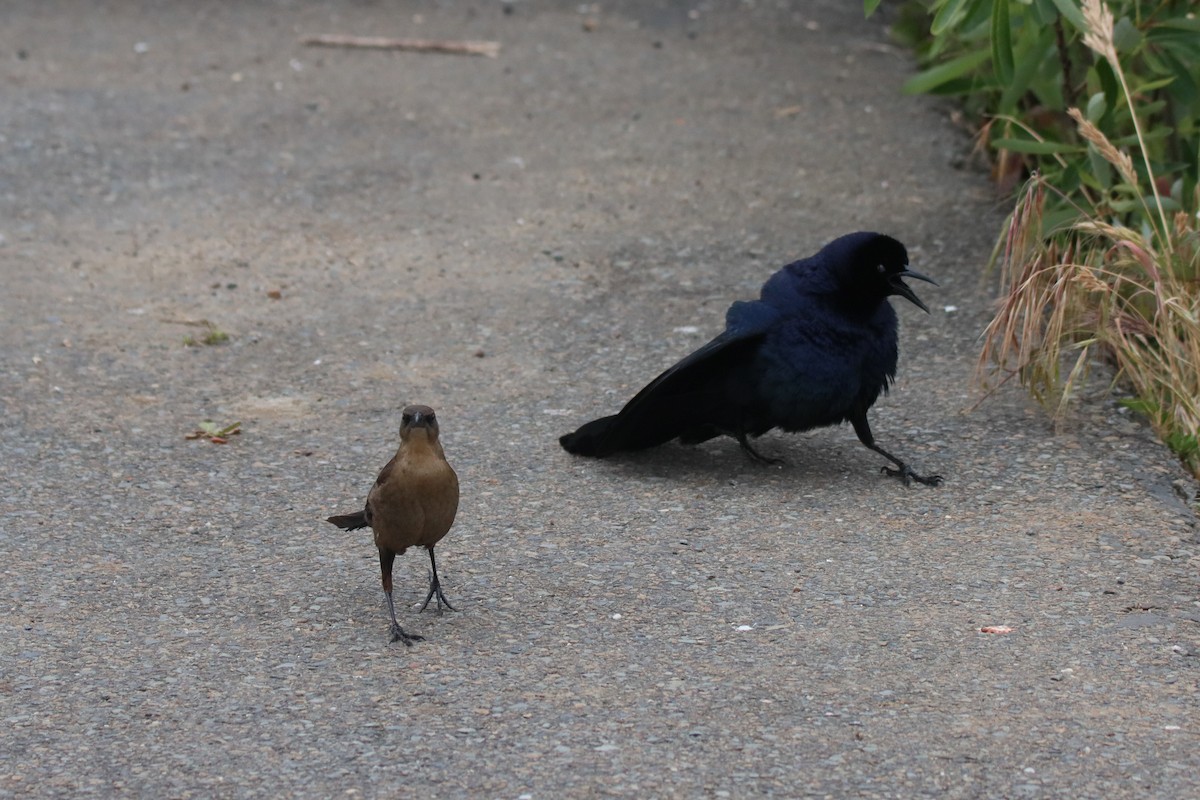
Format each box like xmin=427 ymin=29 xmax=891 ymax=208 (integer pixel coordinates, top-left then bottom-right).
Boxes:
xmin=562 ymin=432 xmax=874 ymax=488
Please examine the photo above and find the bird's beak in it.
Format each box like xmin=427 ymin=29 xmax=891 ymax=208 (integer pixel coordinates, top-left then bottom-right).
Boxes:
xmin=890 ymin=268 xmax=937 ymax=314
xmin=401 ymin=411 xmax=430 ymax=432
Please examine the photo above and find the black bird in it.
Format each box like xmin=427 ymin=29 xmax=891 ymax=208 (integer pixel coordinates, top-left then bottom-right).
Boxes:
xmin=559 ymin=231 xmax=942 ymax=485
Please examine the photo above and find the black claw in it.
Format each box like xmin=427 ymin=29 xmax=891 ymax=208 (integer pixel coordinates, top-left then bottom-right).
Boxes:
xmin=389 ymin=623 xmax=424 ymax=645
xmin=419 ymin=576 xmax=456 ymax=613
xmin=737 ymin=434 xmax=784 ymax=466
xmin=881 ymin=465 xmax=943 ymax=487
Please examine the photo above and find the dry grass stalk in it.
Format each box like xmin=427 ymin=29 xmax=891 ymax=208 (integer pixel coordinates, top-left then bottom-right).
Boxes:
xmin=978 ymin=172 xmax=1200 ymax=476
xmin=1077 ymin=0 xmax=1171 ymax=242
xmin=1080 ymin=0 xmax=1117 ymax=68
xmin=1066 ymin=108 xmax=1136 ymax=186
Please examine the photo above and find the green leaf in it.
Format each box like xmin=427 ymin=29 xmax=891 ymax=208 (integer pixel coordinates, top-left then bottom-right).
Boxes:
xmin=863 ymin=0 xmax=883 ymax=16
xmin=1147 ymin=28 xmax=1200 ymax=58
xmin=1138 ymin=48 xmax=1171 ymax=77
xmin=999 ymin=24 xmax=1056 ymax=112
xmin=902 ymin=48 xmax=991 ymax=95
xmin=1136 ymin=99 xmax=1168 ymax=117
xmin=1075 ymin=166 xmax=1105 ymax=193
xmin=991 ymin=1 xmax=1014 ymax=85
xmin=931 ymin=0 xmax=973 ymax=36
xmin=1119 ymin=397 xmax=1158 ymax=416
xmin=1165 ymin=432 xmax=1200 ymax=461
xmin=1113 ymin=16 xmax=1143 ymax=54
xmin=1029 ymin=0 xmax=1061 ymax=27
xmin=1086 ymin=91 xmax=1107 ymax=123
xmin=991 ymin=137 xmax=1080 ymax=154
xmin=1059 ymin=161 xmax=1082 ymax=193
xmin=1094 ymin=59 xmax=1120 ymax=108
xmin=1088 ymin=146 xmax=1113 ymax=189
xmin=1158 ymin=51 xmax=1199 ymax=112
xmin=1153 ymin=18 xmax=1200 ymax=34
xmin=1132 ymin=76 xmax=1177 ymax=94
xmin=960 ymin=0 xmax=994 ymax=32
xmin=922 ymin=77 xmax=992 ymax=97
xmin=1111 ymin=126 xmax=1173 ymax=146
xmin=1046 ymin=0 xmax=1087 ymax=32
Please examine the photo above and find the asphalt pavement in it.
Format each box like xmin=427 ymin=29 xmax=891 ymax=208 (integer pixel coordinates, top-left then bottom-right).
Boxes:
xmin=1 ymin=1 xmax=1197 ymax=797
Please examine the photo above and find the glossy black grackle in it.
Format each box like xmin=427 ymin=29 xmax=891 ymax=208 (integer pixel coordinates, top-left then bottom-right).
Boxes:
xmin=559 ymin=232 xmax=942 ymax=486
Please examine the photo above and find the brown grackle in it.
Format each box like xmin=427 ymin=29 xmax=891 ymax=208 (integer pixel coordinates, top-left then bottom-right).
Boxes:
xmin=328 ymin=404 xmax=460 ymax=645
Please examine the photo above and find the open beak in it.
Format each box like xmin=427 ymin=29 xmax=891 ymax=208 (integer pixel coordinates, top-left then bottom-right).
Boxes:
xmin=889 ymin=268 xmax=937 ymax=314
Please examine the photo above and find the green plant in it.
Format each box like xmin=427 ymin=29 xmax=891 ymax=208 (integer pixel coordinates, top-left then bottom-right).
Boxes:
xmin=867 ymin=0 xmax=1200 ymax=476
xmin=902 ymin=0 xmax=1200 ymax=478
xmin=185 ymin=420 xmax=242 ymax=444
xmin=183 ymin=322 xmax=230 ymax=347
xmin=867 ymin=0 xmax=1200 ymax=234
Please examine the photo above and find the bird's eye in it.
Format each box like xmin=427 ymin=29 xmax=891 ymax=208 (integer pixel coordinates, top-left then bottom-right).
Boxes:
xmin=876 ymin=263 xmax=886 ymax=274
xmin=402 ymin=414 xmax=412 ymax=423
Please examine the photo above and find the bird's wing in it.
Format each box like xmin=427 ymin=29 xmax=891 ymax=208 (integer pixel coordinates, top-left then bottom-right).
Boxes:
xmin=625 ymin=326 xmax=763 ymax=404
xmin=559 ymin=299 xmax=780 ymax=456
xmin=584 ymin=324 xmax=769 ymax=453
xmin=325 ymin=452 xmax=399 ymax=533
xmin=618 ymin=299 xmax=778 ymax=414
xmin=373 ymin=455 xmax=398 ymax=487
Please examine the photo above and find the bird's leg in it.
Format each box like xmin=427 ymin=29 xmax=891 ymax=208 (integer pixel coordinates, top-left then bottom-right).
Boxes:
xmin=850 ymin=415 xmax=943 ymax=487
xmin=419 ymin=546 xmax=456 ymax=612
xmin=736 ymin=431 xmax=784 ymax=466
xmin=379 ymin=548 xmax=424 ymax=645
xmin=867 ymin=442 xmax=943 ymax=487
xmin=384 ymin=590 xmax=424 ymax=645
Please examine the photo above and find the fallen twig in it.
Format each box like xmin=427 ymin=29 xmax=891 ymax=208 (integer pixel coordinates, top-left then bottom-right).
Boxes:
xmin=158 ymin=317 xmax=216 ymax=328
xmin=301 ymin=34 xmax=500 ymax=58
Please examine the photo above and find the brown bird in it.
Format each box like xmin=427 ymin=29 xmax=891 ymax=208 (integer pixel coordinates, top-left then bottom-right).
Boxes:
xmin=327 ymin=404 xmax=460 ymax=645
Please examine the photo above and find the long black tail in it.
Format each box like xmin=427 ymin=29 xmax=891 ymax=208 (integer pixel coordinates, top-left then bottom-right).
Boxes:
xmin=559 ymin=327 xmax=765 ymax=459
xmin=558 ymin=415 xmax=620 ymax=457
xmin=326 ymin=510 xmax=369 ymax=530
xmin=560 ymin=405 xmax=709 ymax=457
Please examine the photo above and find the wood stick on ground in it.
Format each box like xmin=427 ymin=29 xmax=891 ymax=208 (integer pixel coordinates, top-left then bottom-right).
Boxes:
xmin=301 ymin=34 xmax=500 ymax=58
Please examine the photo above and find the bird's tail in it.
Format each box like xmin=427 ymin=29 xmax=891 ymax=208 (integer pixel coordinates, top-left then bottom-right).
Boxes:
xmin=326 ymin=511 xmax=369 ymax=531
xmin=558 ymin=415 xmax=619 ymax=457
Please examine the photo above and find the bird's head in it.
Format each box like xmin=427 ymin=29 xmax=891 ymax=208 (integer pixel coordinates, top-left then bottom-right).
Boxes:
xmin=399 ymin=404 xmax=440 ymax=441
xmin=829 ymin=231 xmax=937 ymax=313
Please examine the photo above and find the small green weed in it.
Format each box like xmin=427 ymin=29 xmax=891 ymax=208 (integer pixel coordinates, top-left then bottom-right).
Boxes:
xmin=185 ymin=420 xmax=242 ymax=444
xmin=183 ymin=322 xmax=230 ymax=347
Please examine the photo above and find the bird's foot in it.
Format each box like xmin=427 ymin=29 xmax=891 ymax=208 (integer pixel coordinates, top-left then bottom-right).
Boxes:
xmin=737 ymin=435 xmax=784 ymax=466
xmin=389 ymin=623 xmax=425 ymax=645
xmin=419 ymin=578 xmax=457 ymax=613
xmin=881 ymin=464 xmax=943 ymax=487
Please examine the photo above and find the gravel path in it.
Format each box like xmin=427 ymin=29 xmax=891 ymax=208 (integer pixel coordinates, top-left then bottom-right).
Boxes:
xmin=2 ymin=1 xmax=1197 ymax=797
